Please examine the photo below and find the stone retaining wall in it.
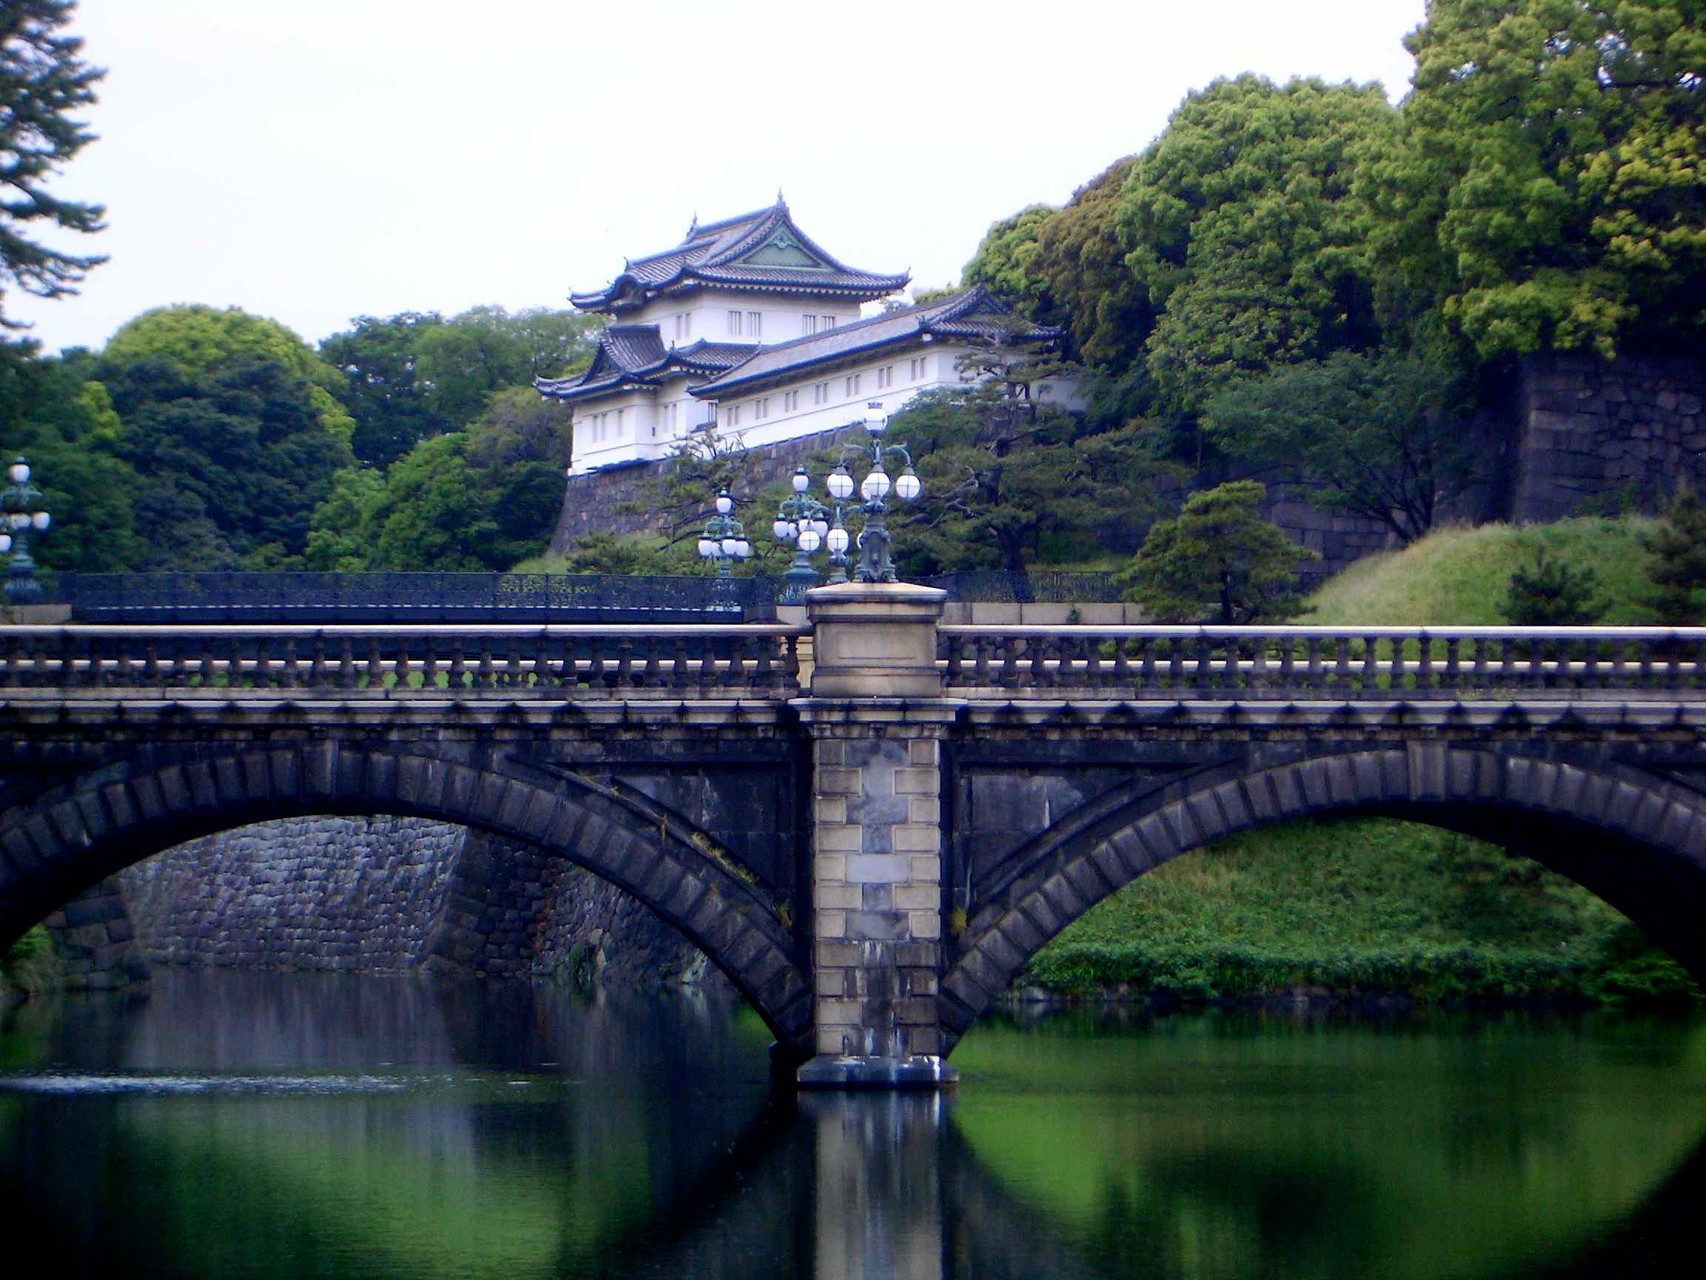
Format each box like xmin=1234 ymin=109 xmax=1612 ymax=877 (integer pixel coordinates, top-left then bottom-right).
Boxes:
xmin=97 ymin=816 xmax=710 ymax=985
xmin=548 ymin=352 xmax=1706 ymax=575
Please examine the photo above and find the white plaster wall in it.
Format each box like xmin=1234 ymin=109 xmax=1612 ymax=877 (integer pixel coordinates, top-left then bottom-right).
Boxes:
xmin=629 ymin=291 xmax=863 ymax=347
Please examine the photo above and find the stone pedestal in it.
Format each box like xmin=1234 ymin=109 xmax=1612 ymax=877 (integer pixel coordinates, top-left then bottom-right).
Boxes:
xmin=795 ymin=582 xmax=959 ymax=1090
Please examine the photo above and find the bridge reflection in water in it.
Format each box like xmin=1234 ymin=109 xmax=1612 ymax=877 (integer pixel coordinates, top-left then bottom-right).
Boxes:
xmin=7 ymin=587 xmax=1706 ymax=1087
xmin=1 ymin=975 xmax=1703 ymax=1279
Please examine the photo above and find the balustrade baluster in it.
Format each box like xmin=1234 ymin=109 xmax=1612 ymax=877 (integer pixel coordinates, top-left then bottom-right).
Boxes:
xmin=199 ymin=641 xmax=218 ymax=688
xmin=421 ymin=639 xmax=439 ymax=691
xmin=1305 ymin=637 xmax=1323 ymax=693
xmin=1166 ymin=638 xmax=1185 ymax=691
xmin=700 ymin=636 xmax=719 ymax=692
xmin=1111 ymin=636 xmax=1132 ymax=692
xmin=783 ymin=634 xmax=801 ymax=687
xmin=1000 ymin=637 xmax=1019 ymax=687
xmin=640 ymin=638 xmax=663 ymax=688
xmin=1470 ymin=636 xmax=1489 ymax=691
xmin=474 ymin=645 xmax=495 ymax=690
xmin=393 ymin=641 xmax=411 ymax=691
xmin=1247 ymin=635 xmax=1267 ymax=694
xmin=753 ymin=635 xmax=775 ymax=687
xmin=1637 ymin=637 xmax=1655 ymax=689
xmin=1361 ymin=634 xmax=1380 ymax=694
xmin=1031 ymin=637 xmax=1051 ymax=688
xmin=143 ymin=638 xmax=161 ymax=687
xmin=616 ymin=640 xmax=636 ymax=687
xmin=1415 ymin=632 xmax=1433 ymax=694
xmin=310 ymin=635 xmax=327 ymax=688
xmin=448 ymin=643 xmax=467 ymax=690
xmin=114 ymin=643 xmax=134 ymax=687
xmin=280 ymin=639 xmax=300 ymax=689
xmin=1334 ymin=635 xmax=1353 ymax=691
xmin=504 ymin=644 xmax=522 ymax=689
xmin=1444 ymin=637 xmax=1462 ymax=690
xmin=726 ymin=636 xmax=751 ymax=688
xmin=672 ymin=638 xmax=690 ymax=689
xmin=974 ymin=637 xmax=991 ymax=686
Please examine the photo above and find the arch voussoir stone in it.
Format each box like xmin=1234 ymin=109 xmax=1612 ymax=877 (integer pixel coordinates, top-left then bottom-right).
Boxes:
xmin=0 ymin=739 xmax=813 ymax=1059
xmin=940 ymin=745 xmax=1706 ymax=1051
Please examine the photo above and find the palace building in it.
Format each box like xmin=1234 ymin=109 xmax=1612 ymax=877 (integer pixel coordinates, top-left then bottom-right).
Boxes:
xmin=538 ymin=198 xmax=1061 ymax=474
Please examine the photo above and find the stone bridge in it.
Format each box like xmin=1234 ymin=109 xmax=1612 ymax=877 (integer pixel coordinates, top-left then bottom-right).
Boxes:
xmin=5 ymin=584 xmax=1706 ymax=1087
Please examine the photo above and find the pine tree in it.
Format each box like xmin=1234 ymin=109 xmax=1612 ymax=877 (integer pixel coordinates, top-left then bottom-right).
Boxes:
xmin=1645 ymin=487 xmax=1706 ymax=624
xmin=0 ymin=1 xmax=106 ymax=325
xmin=1504 ymin=549 xmax=1604 ymax=626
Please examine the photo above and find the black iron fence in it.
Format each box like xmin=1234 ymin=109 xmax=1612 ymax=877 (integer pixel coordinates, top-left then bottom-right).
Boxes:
xmin=54 ymin=572 xmax=781 ymax=624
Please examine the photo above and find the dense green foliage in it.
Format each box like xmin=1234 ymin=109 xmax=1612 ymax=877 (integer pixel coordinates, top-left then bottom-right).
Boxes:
xmin=1377 ymin=0 xmax=1704 ymax=360
xmin=1025 ymin=806 xmax=1695 ymax=1005
xmin=0 ymin=0 xmax=105 ymax=325
xmin=1202 ymin=350 xmax=1473 ymax=543
xmin=1121 ymin=480 xmax=1315 ymax=623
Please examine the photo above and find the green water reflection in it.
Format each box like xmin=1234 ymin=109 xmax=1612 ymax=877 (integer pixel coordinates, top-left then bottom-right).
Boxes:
xmin=1 ymin=976 xmax=1703 ymax=1279
xmin=952 ymin=1008 xmax=1706 ymax=1279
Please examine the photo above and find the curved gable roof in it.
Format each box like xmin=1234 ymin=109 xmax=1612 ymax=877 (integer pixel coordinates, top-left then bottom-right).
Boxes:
xmin=569 ymin=199 xmax=910 ymax=313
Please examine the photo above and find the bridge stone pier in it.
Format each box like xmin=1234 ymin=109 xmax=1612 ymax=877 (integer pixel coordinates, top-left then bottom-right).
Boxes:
xmin=7 ymin=599 xmax=1706 ymax=1089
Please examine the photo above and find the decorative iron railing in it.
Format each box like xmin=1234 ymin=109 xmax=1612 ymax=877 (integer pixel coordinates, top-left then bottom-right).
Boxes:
xmin=53 ymin=572 xmax=782 ymax=623
xmin=938 ymin=626 xmax=1706 ymax=698
xmin=0 ymin=624 xmax=805 ymax=697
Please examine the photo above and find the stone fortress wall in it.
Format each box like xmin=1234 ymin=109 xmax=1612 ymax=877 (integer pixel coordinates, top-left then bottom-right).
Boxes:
xmin=49 ymin=817 xmax=714 ymax=990
xmin=550 ymin=351 xmax=1706 ymax=580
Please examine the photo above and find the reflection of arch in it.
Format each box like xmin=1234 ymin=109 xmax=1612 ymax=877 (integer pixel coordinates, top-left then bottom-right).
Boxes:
xmin=0 ymin=740 xmax=812 ymax=1057
xmin=942 ymin=747 xmax=1706 ymax=1050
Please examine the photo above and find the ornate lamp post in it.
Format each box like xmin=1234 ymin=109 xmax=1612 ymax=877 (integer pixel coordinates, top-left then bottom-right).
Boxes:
xmin=771 ymin=467 xmax=831 ymax=603
xmin=825 ymin=403 xmax=922 ymax=584
xmin=696 ymin=487 xmax=752 ymax=578
xmin=0 ymin=457 xmax=52 ymax=605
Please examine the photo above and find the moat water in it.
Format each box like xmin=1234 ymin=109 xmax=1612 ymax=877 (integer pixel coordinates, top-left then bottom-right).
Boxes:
xmin=2 ymin=972 xmax=1702 ymax=1279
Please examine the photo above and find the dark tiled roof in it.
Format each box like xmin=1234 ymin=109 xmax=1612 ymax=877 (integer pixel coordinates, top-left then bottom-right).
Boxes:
xmin=688 ymin=286 xmax=1061 ymax=399
xmin=534 ymin=331 xmax=754 ymax=403
xmin=569 ymin=199 xmax=910 ymax=312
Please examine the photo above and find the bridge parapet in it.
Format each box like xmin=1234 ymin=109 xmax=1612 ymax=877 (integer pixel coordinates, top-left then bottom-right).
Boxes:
xmin=0 ymin=623 xmax=806 ymax=699
xmin=939 ymin=625 xmax=1706 ymax=699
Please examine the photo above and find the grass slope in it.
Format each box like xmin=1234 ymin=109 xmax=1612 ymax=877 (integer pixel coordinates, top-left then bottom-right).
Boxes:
xmin=1025 ymin=516 xmax=1698 ymax=1006
xmin=1306 ymin=517 xmax=1658 ymax=626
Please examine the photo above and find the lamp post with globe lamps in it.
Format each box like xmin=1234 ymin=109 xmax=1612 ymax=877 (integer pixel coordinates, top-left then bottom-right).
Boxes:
xmin=697 ymin=487 xmax=752 ymax=579
xmin=771 ymin=467 xmax=831 ymax=604
xmin=0 ymin=457 xmax=53 ymax=605
xmin=826 ymin=403 xmax=922 ymax=584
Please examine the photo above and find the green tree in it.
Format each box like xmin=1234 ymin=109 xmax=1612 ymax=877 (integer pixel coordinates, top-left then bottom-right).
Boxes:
xmin=1644 ymin=484 xmax=1706 ymax=621
xmin=98 ymin=308 xmax=358 ymax=567
xmin=1122 ymin=75 xmax=1399 ymax=413
xmin=1376 ymin=0 xmax=1705 ymax=359
xmin=893 ymin=336 xmax=1170 ymax=576
xmin=1121 ymin=480 xmax=1317 ymax=623
xmin=103 ymin=305 xmax=355 ymax=444
xmin=1504 ymin=548 xmax=1605 ymax=623
xmin=414 ymin=305 xmax=600 ymax=427
xmin=1202 ymin=349 xmax=1474 ymax=543
xmin=0 ymin=0 xmax=105 ymax=325
xmin=319 ymin=312 xmax=450 ymax=468
xmin=962 ymin=204 xmax=1058 ymax=313
xmin=0 ymin=338 xmax=143 ymax=571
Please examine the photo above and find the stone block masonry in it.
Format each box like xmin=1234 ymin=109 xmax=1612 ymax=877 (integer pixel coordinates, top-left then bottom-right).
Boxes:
xmin=102 ymin=816 xmax=713 ymax=983
xmin=797 ymin=581 xmax=958 ymax=1089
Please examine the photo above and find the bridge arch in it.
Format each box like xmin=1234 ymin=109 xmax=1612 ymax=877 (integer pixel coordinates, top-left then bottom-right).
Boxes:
xmin=941 ymin=746 xmax=1706 ymax=1049
xmin=0 ymin=738 xmax=813 ymax=1058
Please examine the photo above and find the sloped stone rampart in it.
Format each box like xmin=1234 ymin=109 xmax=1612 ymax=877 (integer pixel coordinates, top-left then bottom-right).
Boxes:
xmin=549 ymin=352 xmax=1706 ymax=575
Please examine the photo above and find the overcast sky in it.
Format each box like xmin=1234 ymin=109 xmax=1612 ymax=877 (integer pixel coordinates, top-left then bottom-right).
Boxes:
xmin=12 ymin=0 xmax=1429 ymax=355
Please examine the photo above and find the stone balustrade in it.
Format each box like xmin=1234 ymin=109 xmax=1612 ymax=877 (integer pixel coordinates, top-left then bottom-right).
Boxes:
xmin=939 ymin=625 xmax=1706 ymax=698
xmin=0 ymin=623 xmax=805 ymax=697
